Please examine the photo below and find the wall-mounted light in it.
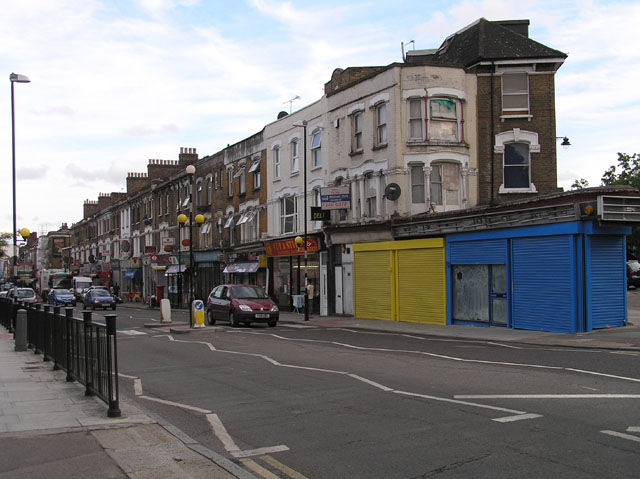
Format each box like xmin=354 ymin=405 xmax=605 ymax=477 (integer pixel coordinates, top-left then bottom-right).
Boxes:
xmin=556 ymin=136 xmax=571 ymax=150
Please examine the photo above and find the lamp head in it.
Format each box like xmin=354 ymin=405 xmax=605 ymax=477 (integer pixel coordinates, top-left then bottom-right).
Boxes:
xmin=19 ymin=227 xmax=30 ymax=239
xmin=185 ymin=164 xmax=196 ymax=175
xmin=10 ymin=73 xmax=30 ymax=83
xmin=177 ymin=213 xmax=188 ymax=225
xmin=195 ymin=214 xmax=205 ymax=225
xmin=294 ymin=236 xmax=303 ymax=247
xmin=561 ymin=137 xmax=571 ymax=149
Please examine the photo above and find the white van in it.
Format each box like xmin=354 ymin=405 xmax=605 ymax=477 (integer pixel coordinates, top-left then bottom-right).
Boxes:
xmin=71 ymin=276 xmax=93 ymax=300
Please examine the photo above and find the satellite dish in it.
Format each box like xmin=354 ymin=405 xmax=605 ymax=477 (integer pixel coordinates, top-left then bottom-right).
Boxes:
xmin=384 ymin=183 xmax=401 ymax=201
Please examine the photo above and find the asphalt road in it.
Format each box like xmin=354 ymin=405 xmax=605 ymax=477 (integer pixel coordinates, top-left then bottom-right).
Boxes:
xmin=107 ymin=306 xmax=640 ymax=479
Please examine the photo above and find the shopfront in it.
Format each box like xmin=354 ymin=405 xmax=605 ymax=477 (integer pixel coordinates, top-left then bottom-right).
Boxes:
xmin=265 ymin=236 xmax=322 ymax=312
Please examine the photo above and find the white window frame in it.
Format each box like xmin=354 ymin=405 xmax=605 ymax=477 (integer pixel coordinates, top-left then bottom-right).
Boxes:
xmin=408 ymin=98 xmax=425 ymax=141
xmin=375 ymin=102 xmax=387 ymax=147
xmin=428 ymin=97 xmax=460 ymax=142
xmin=351 ymin=110 xmax=363 ymax=153
xmin=311 ymin=130 xmax=321 ymax=168
xmin=495 ymin=129 xmax=539 ymax=193
xmin=502 ymin=72 xmax=530 ymax=113
xmin=280 ymin=195 xmax=297 ymax=235
xmin=228 ymin=169 xmax=233 ymax=197
xmin=273 ymin=146 xmax=281 ymax=179
xmin=365 ymin=173 xmax=377 ymax=217
xmin=291 ymin=139 xmax=299 ymax=174
xmin=207 ymin=177 xmax=212 ymax=204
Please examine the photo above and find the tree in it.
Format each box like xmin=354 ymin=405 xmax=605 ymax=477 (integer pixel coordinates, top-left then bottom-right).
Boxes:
xmin=601 ymin=153 xmax=640 ymax=257
xmin=570 ymin=178 xmax=589 ymax=190
xmin=0 ymin=232 xmax=11 ymax=258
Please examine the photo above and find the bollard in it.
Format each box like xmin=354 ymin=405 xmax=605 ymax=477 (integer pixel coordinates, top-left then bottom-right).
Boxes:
xmin=160 ymin=298 xmax=172 ymax=323
xmin=14 ymin=309 xmax=27 ymax=351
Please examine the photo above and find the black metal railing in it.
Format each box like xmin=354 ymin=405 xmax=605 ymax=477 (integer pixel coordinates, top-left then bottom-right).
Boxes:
xmin=0 ymin=298 xmax=120 ymax=417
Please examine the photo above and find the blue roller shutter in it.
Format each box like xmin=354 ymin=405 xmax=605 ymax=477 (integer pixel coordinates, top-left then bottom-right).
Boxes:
xmin=450 ymin=239 xmax=507 ymax=264
xmin=589 ymin=236 xmax=626 ymax=329
xmin=512 ymin=236 xmax=576 ymax=333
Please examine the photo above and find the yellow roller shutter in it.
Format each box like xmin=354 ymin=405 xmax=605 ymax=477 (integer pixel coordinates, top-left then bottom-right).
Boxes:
xmin=397 ymin=248 xmax=446 ymax=324
xmin=354 ymin=250 xmax=393 ymax=321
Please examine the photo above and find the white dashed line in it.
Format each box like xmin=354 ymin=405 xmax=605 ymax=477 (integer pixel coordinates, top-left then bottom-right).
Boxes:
xmin=601 ymin=430 xmax=640 ymax=443
xmin=493 ymin=413 xmax=543 ymax=423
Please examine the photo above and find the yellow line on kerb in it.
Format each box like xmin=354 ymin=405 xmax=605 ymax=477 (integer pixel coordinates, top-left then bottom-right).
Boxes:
xmin=260 ymin=455 xmax=310 ymax=479
xmin=241 ymin=455 xmax=310 ymax=479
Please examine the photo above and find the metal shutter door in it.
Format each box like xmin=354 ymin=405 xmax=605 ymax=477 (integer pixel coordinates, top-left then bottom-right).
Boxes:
xmin=354 ymin=250 xmax=393 ymax=321
xmin=512 ymin=236 xmax=575 ymax=332
xmin=589 ymin=236 xmax=626 ymax=329
xmin=450 ymin=239 xmax=507 ymax=264
xmin=397 ymin=248 xmax=446 ymax=324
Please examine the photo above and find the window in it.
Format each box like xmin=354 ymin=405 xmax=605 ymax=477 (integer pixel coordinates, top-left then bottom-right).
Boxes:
xmin=228 ymin=169 xmax=233 ymax=196
xmin=273 ymin=147 xmax=281 ymax=179
xmin=503 ymin=143 xmax=530 ymax=189
xmin=291 ymin=140 xmax=299 ymax=173
xmin=502 ymin=73 xmax=529 ymax=112
xmin=311 ymin=131 xmax=321 ymax=168
xmin=207 ymin=177 xmax=212 ymax=204
xmin=249 ymin=160 xmax=261 ymax=189
xmin=165 ymin=193 xmax=169 ymax=215
xmin=365 ymin=173 xmax=377 ymax=217
xmin=411 ymin=165 xmax=425 ymax=204
xmin=375 ymin=103 xmax=387 ymax=146
xmin=429 ymin=98 xmax=458 ymax=141
xmin=352 ymin=111 xmax=363 ymax=152
xmin=430 ymin=165 xmax=442 ymax=205
xmin=408 ymin=98 xmax=424 ymax=140
xmin=196 ymin=181 xmax=202 ymax=206
xmin=281 ymin=196 xmax=297 ymax=234
xmin=431 ymin=163 xmax=460 ymax=207
xmin=214 ymin=172 xmax=219 ymax=190
xmin=239 ymin=169 xmax=246 ymax=195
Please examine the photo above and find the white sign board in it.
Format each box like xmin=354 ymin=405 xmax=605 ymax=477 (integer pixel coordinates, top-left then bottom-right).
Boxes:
xmin=320 ymin=186 xmax=351 ymax=210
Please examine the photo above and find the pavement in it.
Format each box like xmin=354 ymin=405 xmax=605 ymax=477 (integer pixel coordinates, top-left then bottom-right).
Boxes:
xmin=2 ymin=291 xmax=640 ymax=479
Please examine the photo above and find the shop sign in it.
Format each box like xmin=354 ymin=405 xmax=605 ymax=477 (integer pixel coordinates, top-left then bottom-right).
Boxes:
xmin=264 ymin=237 xmax=319 ymax=257
xmin=145 ymin=246 xmax=156 ymax=255
xmin=149 ymin=254 xmax=171 ymax=265
xmin=311 ymin=206 xmax=329 ymax=221
xmin=320 ymin=186 xmax=350 ymax=210
xmin=162 ymin=237 xmax=175 ymax=246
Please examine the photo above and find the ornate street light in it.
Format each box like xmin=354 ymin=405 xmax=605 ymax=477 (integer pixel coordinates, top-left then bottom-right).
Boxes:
xmin=10 ymin=73 xmax=30 ymax=283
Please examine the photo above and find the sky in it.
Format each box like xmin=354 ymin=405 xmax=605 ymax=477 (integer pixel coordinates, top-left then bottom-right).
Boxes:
xmin=1 ymin=0 xmax=639 ymax=236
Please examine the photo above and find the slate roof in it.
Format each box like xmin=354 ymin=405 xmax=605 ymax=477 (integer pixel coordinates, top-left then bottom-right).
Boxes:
xmin=406 ymin=18 xmax=567 ymax=68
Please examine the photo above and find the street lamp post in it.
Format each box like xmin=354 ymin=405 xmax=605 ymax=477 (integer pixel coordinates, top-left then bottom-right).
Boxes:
xmin=10 ymin=73 xmax=30 ymax=284
xmin=178 ymin=165 xmax=204 ymax=328
xmin=294 ymin=120 xmax=309 ymax=321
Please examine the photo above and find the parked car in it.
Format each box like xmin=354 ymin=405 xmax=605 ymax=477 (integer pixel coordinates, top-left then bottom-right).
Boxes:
xmin=627 ymin=260 xmax=640 ymax=289
xmin=83 ymin=289 xmax=116 ymax=310
xmin=9 ymin=287 xmax=38 ymax=304
xmin=80 ymin=286 xmax=109 ymax=302
xmin=48 ymin=288 xmax=77 ymax=306
xmin=206 ymin=284 xmax=278 ymax=327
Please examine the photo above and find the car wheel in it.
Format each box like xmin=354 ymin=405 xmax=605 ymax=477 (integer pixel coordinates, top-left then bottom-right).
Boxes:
xmin=229 ymin=312 xmax=240 ymax=327
xmin=268 ymin=321 xmax=277 ymax=327
xmin=207 ymin=310 xmax=216 ymax=325
xmin=92 ymin=303 xmax=96 ymax=310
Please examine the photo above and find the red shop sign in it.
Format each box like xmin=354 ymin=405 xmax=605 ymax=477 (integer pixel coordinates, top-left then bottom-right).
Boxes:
xmin=264 ymin=237 xmax=319 ymax=257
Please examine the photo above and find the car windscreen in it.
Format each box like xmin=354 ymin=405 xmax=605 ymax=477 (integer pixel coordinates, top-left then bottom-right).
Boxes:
xmin=231 ymin=286 xmax=268 ymax=299
xmin=54 ymin=289 xmax=72 ymax=295
xmin=16 ymin=289 xmax=35 ymax=298
xmin=93 ymin=290 xmax=111 ymax=297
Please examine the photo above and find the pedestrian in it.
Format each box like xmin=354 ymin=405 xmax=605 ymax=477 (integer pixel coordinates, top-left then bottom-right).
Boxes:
xmin=305 ymin=278 xmax=314 ymax=319
xmin=113 ymin=283 xmax=120 ymax=297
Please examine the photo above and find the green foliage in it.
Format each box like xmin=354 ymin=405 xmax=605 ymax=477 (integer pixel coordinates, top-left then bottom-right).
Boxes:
xmin=0 ymin=232 xmax=11 ymax=258
xmin=601 ymin=153 xmax=640 ymax=189
xmin=601 ymin=153 xmax=640 ymax=258
xmin=570 ymin=178 xmax=589 ymax=190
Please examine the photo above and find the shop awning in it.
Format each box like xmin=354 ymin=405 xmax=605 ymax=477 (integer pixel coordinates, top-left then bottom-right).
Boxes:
xmin=223 ymin=262 xmax=259 ymax=274
xmin=165 ymin=264 xmax=187 ymax=275
xmin=123 ymin=268 xmax=142 ymax=279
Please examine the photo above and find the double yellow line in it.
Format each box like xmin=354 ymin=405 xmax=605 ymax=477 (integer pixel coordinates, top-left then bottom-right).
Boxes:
xmin=241 ymin=454 xmax=309 ymax=479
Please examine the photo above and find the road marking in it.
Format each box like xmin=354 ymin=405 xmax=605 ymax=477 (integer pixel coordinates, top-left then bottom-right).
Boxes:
xmin=134 ymin=378 xmax=143 ymax=396
xmin=628 ymin=426 xmax=640 ymax=432
xmin=487 ymin=342 xmax=522 ymax=349
xmin=118 ymin=329 xmax=147 ymax=335
xmin=347 ymin=373 xmax=394 ymax=392
xmin=240 ymin=459 xmax=281 ymax=479
xmin=207 ymin=413 xmax=289 ymax=458
xmin=280 ymin=324 xmax=317 ymax=329
xmin=156 ymin=334 xmax=216 ymax=351
xmin=140 ymin=395 xmax=212 ymax=414
xmin=260 ymin=455 xmax=310 ymax=479
xmin=394 ymin=390 xmax=526 ymax=415
xmin=455 ymin=394 xmax=640 ymax=399
xmin=601 ymin=430 xmax=640 ymax=443
xmin=493 ymin=413 xmax=543 ymax=423
xmin=565 ymin=368 xmax=640 ymax=384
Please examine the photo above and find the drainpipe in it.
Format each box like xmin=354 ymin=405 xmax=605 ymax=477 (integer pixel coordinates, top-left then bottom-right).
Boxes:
xmin=490 ymin=62 xmax=495 ymax=206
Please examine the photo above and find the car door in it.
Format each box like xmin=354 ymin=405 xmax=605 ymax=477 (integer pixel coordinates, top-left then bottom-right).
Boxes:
xmin=212 ymin=286 xmax=225 ymax=320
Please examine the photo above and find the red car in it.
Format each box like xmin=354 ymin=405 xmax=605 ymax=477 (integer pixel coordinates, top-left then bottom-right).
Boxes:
xmin=206 ymin=284 xmax=278 ymax=327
